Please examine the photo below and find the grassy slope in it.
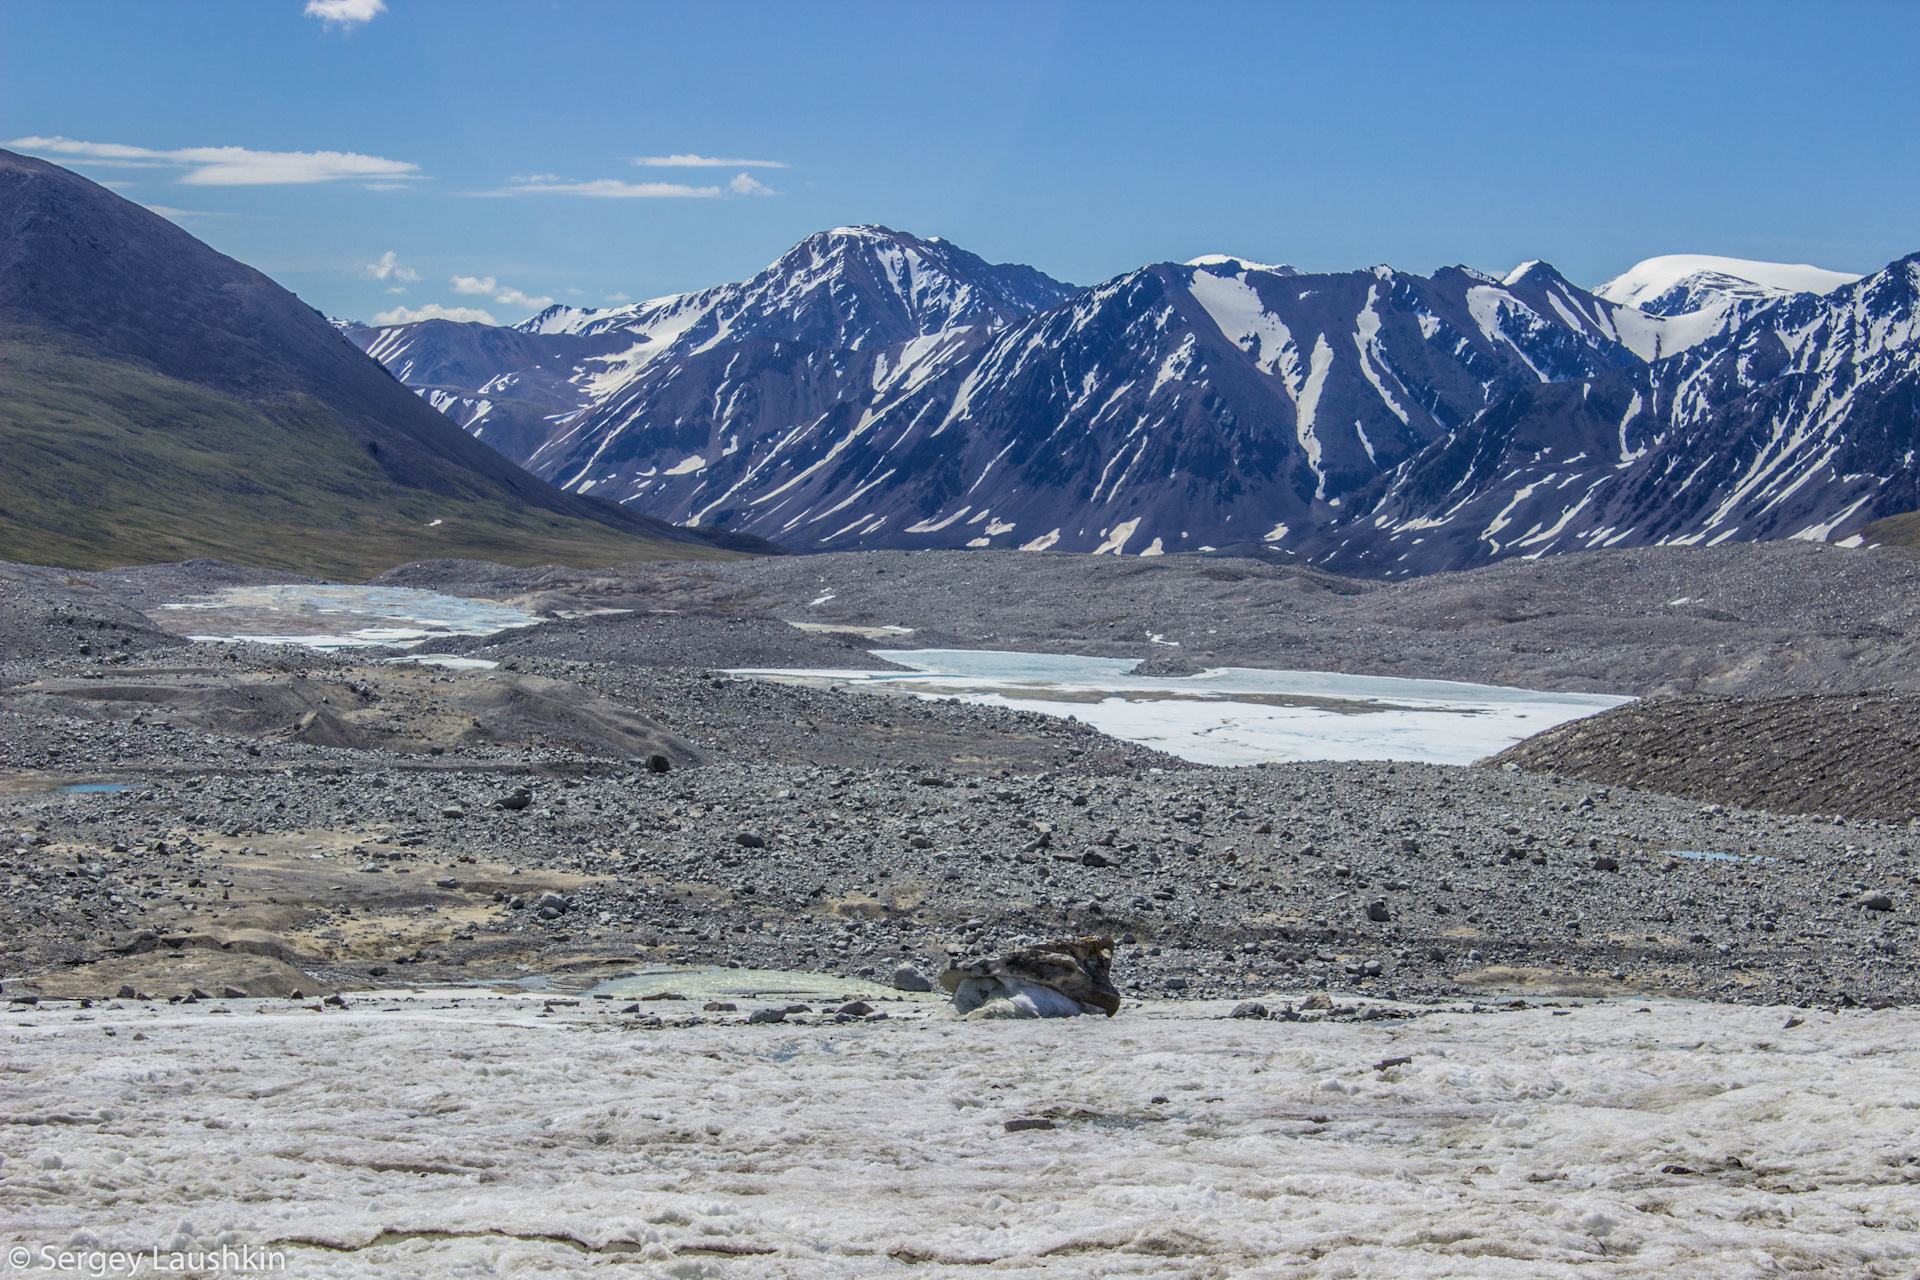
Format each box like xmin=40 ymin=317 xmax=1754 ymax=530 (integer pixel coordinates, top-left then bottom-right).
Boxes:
xmin=0 ymin=339 xmax=738 ymax=580
xmin=1861 ymin=510 xmax=1920 ymax=549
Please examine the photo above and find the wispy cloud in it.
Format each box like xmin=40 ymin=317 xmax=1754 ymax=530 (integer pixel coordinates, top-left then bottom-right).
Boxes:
xmin=305 ymin=0 xmax=387 ymax=29
xmin=484 ymin=178 xmax=720 ymax=198
xmin=142 ymin=205 xmax=239 ymax=222
xmin=451 ymin=274 xmax=553 ymax=309
xmin=365 ymin=250 xmax=419 ymax=282
xmin=635 ymin=153 xmax=787 ymax=169
xmin=728 ymin=172 xmax=777 ymax=196
xmin=603 ymin=292 xmax=632 ymax=302
xmin=372 ymin=302 xmax=496 ymax=326
xmin=8 ymin=135 xmax=420 ymax=186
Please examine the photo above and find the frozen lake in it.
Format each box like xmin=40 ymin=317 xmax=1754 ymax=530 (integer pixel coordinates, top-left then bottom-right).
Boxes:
xmin=154 ymin=584 xmax=539 ymax=650
xmin=6 ymin=992 xmax=1913 ymax=1277
xmin=734 ymin=649 xmax=1632 ymax=766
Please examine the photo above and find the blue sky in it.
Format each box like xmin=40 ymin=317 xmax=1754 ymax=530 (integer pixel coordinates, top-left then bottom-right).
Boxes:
xmin=5 ymin=0 xmax=1918 ymax=325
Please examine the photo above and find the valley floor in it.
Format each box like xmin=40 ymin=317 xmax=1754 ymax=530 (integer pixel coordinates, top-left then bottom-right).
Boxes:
xmin=4 ymin=542 xmax=1920 ymax=1277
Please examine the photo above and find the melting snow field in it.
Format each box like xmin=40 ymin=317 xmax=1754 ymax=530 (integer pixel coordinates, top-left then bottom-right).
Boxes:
xmin=154 ymin=584 xmax=540 ymax=650
xmin=736 ymin=651 xmax=1632 ymax=766
xmin=3 ymin=993 xmax=1916 ymax=1277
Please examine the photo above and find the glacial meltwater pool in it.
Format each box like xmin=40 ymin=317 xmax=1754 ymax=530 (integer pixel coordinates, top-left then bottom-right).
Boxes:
xmin=155 ymin=583 xmax=540 ymax=650
xmin=732 ymin=649 xmax=1631 ymax=767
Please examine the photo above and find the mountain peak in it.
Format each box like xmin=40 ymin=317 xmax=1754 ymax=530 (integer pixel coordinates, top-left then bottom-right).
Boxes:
xmin=1594 ymin=254 xmax=1862 ymax=314
xmin=1186 ymin=254 xmax=1299 ymax=276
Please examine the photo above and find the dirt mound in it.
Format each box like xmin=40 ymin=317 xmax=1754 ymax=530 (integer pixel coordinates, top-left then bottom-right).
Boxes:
xmin=3 ymin=664 xmax=703 ymax=764
xmin=1491 ymin=691 xmax=1920 ymax=822
xmin=0 ymin=563 xmax=190 ymax=663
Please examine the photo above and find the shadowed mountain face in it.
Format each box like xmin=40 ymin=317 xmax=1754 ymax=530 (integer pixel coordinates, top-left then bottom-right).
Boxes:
xmin=0 ymin=149 xmax=771 ymax=578
xmin=355 ymin=228 xmax=1920 ymax=571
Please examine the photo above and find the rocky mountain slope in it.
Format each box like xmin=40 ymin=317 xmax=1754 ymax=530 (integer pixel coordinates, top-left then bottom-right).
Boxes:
xmin=0 ymin=150 xmax=765 ymax=578
xmin=354 ymin=230 xmax=1919 ymax=570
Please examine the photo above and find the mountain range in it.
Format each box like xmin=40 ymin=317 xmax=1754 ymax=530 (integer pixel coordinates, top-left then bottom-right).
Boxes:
xmin=350 ymin=227 xmax=1920 ymax=573
xmin=0 ymin=149 xmax=763 ymax=579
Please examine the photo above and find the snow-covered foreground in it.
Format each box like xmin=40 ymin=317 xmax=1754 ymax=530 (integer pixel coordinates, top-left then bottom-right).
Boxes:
xmin=4 ymin=993 xmax=1917 ymax=1278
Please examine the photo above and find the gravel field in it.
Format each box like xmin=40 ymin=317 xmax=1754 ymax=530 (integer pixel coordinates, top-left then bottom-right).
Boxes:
xmin=3 ymin=543 xmax=1918 ymax=1013
xmin=1491 ymin=691 xmax=1920 ymax=824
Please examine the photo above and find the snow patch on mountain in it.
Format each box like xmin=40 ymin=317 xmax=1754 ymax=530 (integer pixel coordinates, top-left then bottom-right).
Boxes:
xmin=1595 ymin=255 xmax=1862 ymax=312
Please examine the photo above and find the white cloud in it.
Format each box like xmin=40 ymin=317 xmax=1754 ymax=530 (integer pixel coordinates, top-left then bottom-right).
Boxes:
xmin=729 ymin=172 xmax=777 ymax=196
xmin=635 ymin=153 xmax=787 ymax=168
xmin=603 ymin=292 xmax=631 ymax=302
xmin=486 ymin=178 xmax=719 ymax=198
xmin=372 ymin=302 xmax=497 ymax=326
xmin=8 ymin=135 xmax=419 ymax=186
xmin=141 ymin=205 xmax=236 ymax=222
xmin=451 ymin=274 xmax=553 ymax=309
xmin=305 ymin=0 xmax=387 ymax=28
xmin=365 ymin=250 xmax=419 ymax=282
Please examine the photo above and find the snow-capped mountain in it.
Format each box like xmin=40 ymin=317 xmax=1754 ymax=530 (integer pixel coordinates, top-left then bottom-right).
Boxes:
xmin=349 ymin=230 xmax=1914 ymax=572
xmin=352 ymin=226 xmax=1076 ymax=511
xmin=1309 ymin=255 xmax=1920 ymax=573
xmin=1594 ymin=254 xmax=1862 ymax=315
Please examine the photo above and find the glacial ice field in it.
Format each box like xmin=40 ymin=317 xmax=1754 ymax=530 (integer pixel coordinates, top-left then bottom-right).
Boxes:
xmin=734 ymin=650 xmax=1633 ymax=766
xmin=3 ymin=992 xmax=1915 ymax=1278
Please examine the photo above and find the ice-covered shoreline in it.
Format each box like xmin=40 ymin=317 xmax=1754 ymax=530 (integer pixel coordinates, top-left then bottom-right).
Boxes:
xmin=732 ymin=650 xmax=1631 ymax=766
xmin=4 ymin=993 xmax=1916 ymax=1277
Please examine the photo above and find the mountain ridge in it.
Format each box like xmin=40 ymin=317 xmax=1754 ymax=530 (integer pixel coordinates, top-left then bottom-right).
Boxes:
xmin=350 ymin=226 xmax=1917 ymax=574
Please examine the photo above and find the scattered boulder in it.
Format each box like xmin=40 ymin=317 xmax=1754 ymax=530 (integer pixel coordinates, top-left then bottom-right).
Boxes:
xmin=940 ymin=936 xmax=1120 ymax=1018
xmin=1229 ymin=1001 xmax=1268 ymax=1019
xmin=1365 ymin=899 xmax=1392 ymax=923
xmin=735 ymin=831 xmax=767 ymax=849
xmin=891 ymin=964 xmax=934 ymax=993
xmin=496 ymin=788 xmax=533 ymax=811
xmin=1004 ymin=1117 xmax=1056 ymax=1132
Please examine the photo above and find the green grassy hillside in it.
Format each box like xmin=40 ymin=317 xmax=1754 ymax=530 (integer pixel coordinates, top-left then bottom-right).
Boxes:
xmin=1860 ymin=510 xmax=1920 ymax=550
xmin=0 ymin=338 xmax=736 ymax=580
